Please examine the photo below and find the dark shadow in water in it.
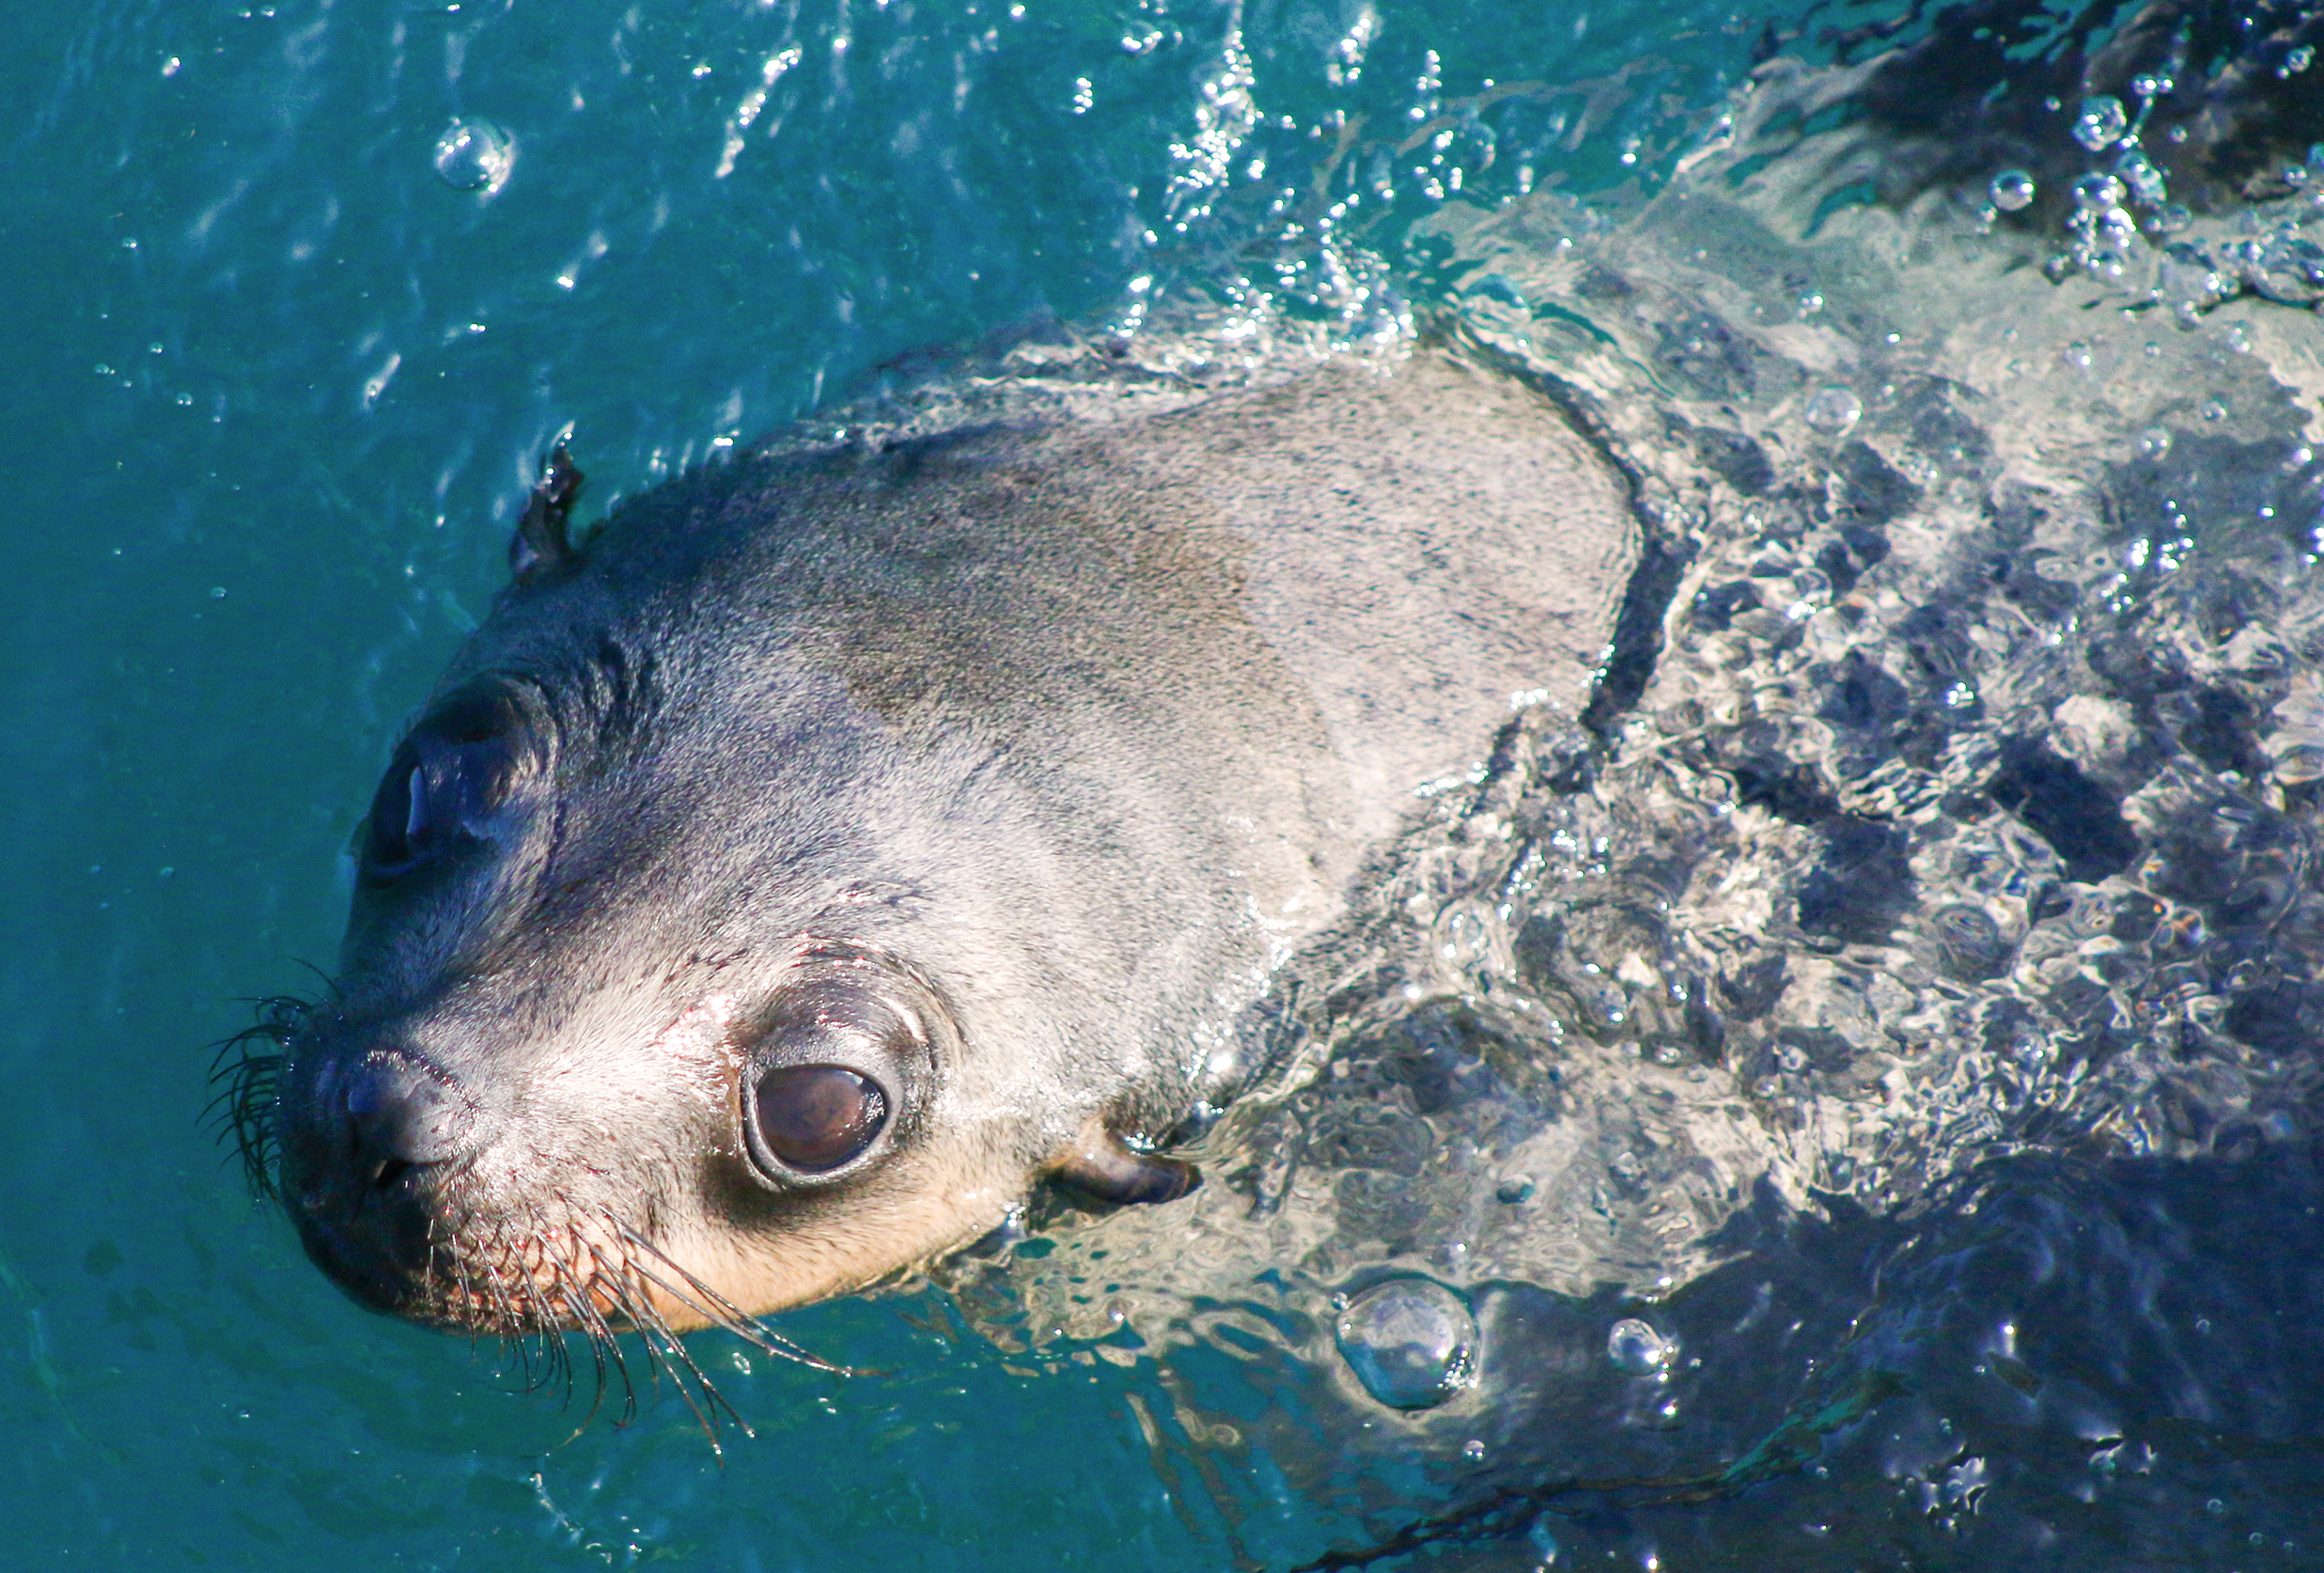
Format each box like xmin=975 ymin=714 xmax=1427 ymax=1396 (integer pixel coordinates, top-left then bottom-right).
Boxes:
xmin=1296 ymin=1138 xmax=2324 ymax=1568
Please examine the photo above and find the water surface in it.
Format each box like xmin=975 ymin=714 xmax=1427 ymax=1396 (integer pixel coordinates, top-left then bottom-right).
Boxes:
xmin=7 ymin=0 xmax=2324 ymax=1566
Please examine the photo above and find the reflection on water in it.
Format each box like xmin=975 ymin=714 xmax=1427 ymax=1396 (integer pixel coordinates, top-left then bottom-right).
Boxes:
xmin=925 ymin=2 xmax=2324 ymax=1562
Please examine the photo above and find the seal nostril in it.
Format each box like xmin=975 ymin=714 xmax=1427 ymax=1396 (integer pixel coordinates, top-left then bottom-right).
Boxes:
xmin=341 ymin=1049 xmax=480 ymax=1173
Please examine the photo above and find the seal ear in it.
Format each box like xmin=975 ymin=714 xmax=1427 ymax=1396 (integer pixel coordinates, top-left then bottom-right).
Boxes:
xmin=1050 ymin=1119 xmax=1200 ymax=1207
xmin=508 ymin=444 xmax=585 ymax=584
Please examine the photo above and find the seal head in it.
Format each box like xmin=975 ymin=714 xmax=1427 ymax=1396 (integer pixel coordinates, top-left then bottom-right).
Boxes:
xmin=260 ymin=351 xmax=1639 ymax=1339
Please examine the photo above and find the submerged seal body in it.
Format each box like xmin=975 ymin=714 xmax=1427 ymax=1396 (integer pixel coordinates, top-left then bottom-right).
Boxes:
xmin=261 ymin=350 xmax=1639 ymax=1335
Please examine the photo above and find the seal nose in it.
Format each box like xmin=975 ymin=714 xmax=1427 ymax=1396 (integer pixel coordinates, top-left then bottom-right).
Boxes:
xmin=343 ymin=1049 xmax=479 ymax=1188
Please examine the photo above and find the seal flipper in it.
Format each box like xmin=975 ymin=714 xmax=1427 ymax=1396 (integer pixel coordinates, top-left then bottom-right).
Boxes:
xmin=1050 ymin=1121 xmax=1200 ymax=1207
xmin=509 ymin=444 xmax=585 ymax=584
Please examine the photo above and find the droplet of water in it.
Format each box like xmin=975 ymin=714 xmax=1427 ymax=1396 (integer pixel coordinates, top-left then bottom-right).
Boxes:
xmin=1989 ymin=170 xmax=2035 ymax=211
xmin=1802 ymin=385 xmax=1861 ymax=433
xmin=1335 ymin=1280 xmax=1479 ymax=1409
xmin=433 ymin=118 xmax=515 ymax=194
xmin=2147 ymin=203 xmax=2193 ymax=236
xmin=2072 ymin=96 xmax=2128 ymax=152
xmin=2073 ymin=173 xmax=2126 ymax=212
xmin=2115 ymin=148 xmax=2167 ymax=205
xmin=1607 ymin=1316 xmax=1676 ymax=1375
xmin=2138 ymin=427 xmax=2172 ymax=459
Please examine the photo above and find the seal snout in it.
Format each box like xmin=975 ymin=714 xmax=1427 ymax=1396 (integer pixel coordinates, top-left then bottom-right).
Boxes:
xmin=277 ymin=1041 xmax=491 ymax=1316
xmin=344 ymin=1049 xmax=480 ymax=1185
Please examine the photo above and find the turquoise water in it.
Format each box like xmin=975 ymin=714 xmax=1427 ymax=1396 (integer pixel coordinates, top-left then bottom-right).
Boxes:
xmin=5 ymin=5 xmax=1723 ymax=1564
xmin=12 ymin=0 xmax=2324 ymax=1566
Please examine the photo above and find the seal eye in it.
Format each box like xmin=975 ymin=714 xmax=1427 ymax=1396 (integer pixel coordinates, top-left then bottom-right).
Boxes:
xmin=749 ymin=1065 xmax=888 ymax=1174
xmin=362 ymin=689 xmax=525 ymax=883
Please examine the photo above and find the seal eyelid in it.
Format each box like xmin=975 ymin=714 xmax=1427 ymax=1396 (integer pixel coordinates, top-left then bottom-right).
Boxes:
xmin=359 ymin=686 xmax=536 ymax=884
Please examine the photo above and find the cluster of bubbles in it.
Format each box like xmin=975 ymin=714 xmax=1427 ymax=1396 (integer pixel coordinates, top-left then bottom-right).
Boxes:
xmin=2149 ymin=169 xmax=2324 ymax=320
xmin=1999 ymin=82 xmax=2190 ymax=286
xmin=1986 ymin=72 xmax=2324 ymax=324
xmin=1329 ymin=1289 xmax=1685 ymax=1413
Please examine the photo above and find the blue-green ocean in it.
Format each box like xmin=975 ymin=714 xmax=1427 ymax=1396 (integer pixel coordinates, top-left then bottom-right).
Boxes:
xmin=12 ymin=0 xmax=2324 ymax=1566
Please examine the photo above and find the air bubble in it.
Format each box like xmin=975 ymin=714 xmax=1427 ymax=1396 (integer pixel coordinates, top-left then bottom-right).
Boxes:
xmin=2072 ymin=96 xmax=2129 ymax=152
xmin=1607 ymin=1317 xmax=1676 ymax=1375
xmin=2202 ymin=399 xmax=2227 ymax=421
xmin=2137 ymin=427 xmax=2171 ymax=459
xmin=2073 ymin=173 xmax=2126 ymax=212
xmin=2115 ymin=148 xmax=2166 ymax=205
xmin=1803 ymin=385 xmax=1861 ymax=434
xmin=433 ymin=118 xmax=515 ymax=194
xmin=1495 ymin=1174 xmax=1536 ymax=1204
xmin=1335 ymin=1280 xmax=1479 ymax=1409
xmin=1989 ymin=170 xmax=2035 ymax=211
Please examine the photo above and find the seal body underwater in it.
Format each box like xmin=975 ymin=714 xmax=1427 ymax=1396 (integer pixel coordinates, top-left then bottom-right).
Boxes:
xmin=253 ymin=348 xmax=1641 ymax=1338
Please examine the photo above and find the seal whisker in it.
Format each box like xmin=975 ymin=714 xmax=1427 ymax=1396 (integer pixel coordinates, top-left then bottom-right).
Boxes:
xmin=205 ymin=995 xmax=310 ymax=1198
xmin=575 ymin=1239 xmax=673 ymax=1400
xmin=632 ymin=1304 xmax=748 ymax=1451
xmin=555 ymin=1238 xmax=648 ymax=1428
xmin=614 ymin=1223 xmax=857 ymax=1377
xmin=507 ymin=1231 xmax=577 ymax=1401
xmin=585 ymin=1273 xmax=645 ymax=1429
xmin=577 ymin=1238 xmax=671 ymax=1428
xmin=470 ymin=1241 xmax=539 ymax=1387
xmin=544 ymin=1254 xmax=618 ymax=1433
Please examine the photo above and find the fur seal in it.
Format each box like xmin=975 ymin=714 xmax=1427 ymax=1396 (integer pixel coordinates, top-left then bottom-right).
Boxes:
xmin=242 ymin=349 xmax=1639 ymax=1344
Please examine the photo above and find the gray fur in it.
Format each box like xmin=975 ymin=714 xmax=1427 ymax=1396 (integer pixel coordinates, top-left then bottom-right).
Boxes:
xmin=273 ymin=347 xmax=1641 ymax=1324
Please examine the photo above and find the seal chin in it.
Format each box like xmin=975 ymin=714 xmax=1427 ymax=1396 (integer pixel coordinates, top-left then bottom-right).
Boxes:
xmin=290 ymin=1207 xmax=431 ymax=1318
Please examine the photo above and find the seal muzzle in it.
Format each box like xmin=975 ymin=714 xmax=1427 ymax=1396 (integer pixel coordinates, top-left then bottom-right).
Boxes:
xmin=277 ymin=1038 xmax=489 ymax=1316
